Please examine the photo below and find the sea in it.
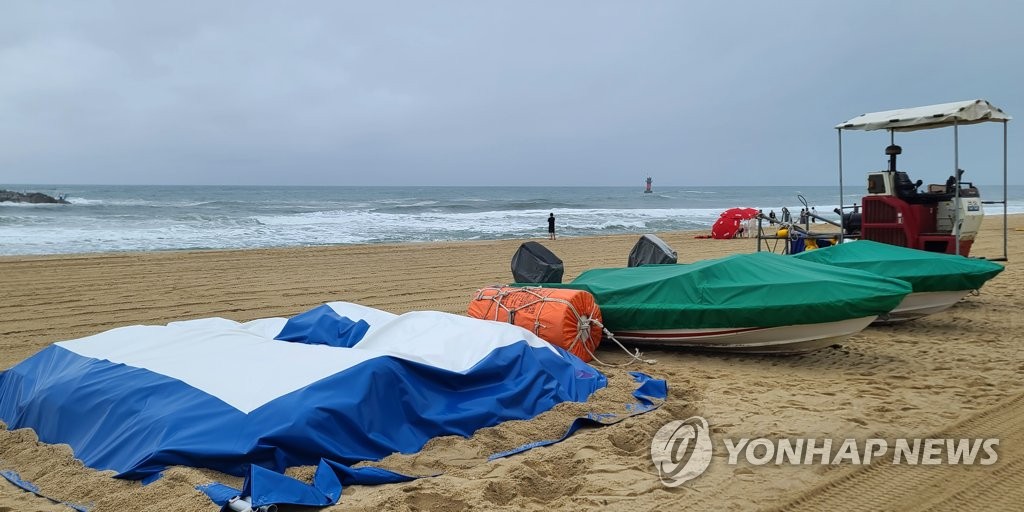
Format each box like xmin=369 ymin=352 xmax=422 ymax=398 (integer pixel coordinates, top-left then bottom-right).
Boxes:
xmin=3 ymin=184 xmax=1024 ymax=256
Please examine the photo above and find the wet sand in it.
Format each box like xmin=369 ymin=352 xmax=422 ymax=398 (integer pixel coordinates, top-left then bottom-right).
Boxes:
xmin=2 ymin=216 xmax=1022 ymax=511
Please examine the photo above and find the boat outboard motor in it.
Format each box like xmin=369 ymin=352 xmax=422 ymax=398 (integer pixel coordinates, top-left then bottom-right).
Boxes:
xmin=841 ymin=211 xmax=862 ymax=235
xmin=628 ymin=234 xmax=678 ymax=267
xmin=511 ymin=241 xmax=564 ymax=283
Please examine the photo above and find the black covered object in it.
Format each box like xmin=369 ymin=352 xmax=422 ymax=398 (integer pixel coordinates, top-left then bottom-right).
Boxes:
xmin=628 ymin=234 xmax=678 ymax=267
xmin=842 ymin=212 xmax=862 ymax=235
xmin=511 ymin=242 xmax=564 ymax=283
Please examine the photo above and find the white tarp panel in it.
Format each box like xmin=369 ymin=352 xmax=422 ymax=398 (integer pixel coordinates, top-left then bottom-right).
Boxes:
xmin=55 ymin=302 xmax=556 ymax=414
xmin=836 ymin=99 xmax=1011 ymax=132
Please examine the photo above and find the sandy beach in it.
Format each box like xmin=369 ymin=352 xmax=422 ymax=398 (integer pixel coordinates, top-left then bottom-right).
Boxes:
xmin=2 ymin=216 xmax=1022 ymax=511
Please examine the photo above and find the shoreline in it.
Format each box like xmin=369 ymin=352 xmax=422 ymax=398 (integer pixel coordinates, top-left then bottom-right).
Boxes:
xmin=2 ymin=216 xmax=1022 ymax=510
xmin=2 ymin=211 xmax=1020 ymax=262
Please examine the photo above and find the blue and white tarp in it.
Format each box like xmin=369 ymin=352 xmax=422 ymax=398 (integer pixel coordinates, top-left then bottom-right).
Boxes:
xmin=0 ymin=302 xmax=607 ymax=480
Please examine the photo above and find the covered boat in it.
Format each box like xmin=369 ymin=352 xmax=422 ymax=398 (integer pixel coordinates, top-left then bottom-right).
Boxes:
xmin=511 ymin=241 xmax=564 ymax=283
xmin=792 ymin=240 xmax=1004 ymax=323
xmin=628 ymin=234 xmax=678 ymax=266
xmin=547 ymin=252 xmax=911 ymax=353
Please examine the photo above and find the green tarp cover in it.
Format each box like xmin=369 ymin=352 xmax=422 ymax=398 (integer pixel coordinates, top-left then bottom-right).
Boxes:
xmin=793 ymin=241 xmax=1004 ymax=293
xmin=541 ymin=252 xmax=911 ymax=330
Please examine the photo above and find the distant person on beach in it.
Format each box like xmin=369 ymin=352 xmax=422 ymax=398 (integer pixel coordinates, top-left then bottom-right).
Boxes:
xmin=781 ymin=207 xmax=791 ymax=223
xmin=548 ymin=213 xmax=556 ymax=240
xmin=800 ymin=208 xmax=808 ymax=224
xmin=811 ymin=207 xmax=817 ymax=223
xmin=768 ymin=210 xmax=776 ymax=226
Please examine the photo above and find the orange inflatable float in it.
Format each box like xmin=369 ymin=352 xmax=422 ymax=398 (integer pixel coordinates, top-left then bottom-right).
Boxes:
xmin=467 ymin=286 xmax=603 ymax=362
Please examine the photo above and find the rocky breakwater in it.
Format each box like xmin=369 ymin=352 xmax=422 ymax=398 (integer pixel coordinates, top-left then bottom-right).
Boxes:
xmin=0 ymin=189 xmax=70 ymax=204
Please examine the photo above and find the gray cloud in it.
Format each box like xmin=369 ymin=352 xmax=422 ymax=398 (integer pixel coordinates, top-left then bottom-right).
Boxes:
xmin=1 ymin=1 xmax=1020 ymax=186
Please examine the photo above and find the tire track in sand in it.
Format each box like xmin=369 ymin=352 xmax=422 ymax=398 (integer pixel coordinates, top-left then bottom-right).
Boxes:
xmin=768 ymin=391 xmax=1024 ymax=512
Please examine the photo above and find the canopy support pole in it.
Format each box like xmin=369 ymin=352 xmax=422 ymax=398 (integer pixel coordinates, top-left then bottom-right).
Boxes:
xmin=837 ymin=128 xmax=844 ymax=242
xmin=1003 ymin=121 xmax=1009 ymax=261
xmin=954 ymin=121 xmax=961 ymax=256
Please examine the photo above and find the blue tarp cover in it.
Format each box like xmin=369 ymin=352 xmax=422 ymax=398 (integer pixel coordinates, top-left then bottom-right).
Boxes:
xmin=0 ymin=303 xmax=607 ymax=480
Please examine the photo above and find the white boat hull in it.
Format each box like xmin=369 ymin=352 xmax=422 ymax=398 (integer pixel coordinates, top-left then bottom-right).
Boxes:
xmin=872 ymin=290 xmax=969 ymax=324
xmin=610 ymin=316 xmax=877 ymax=354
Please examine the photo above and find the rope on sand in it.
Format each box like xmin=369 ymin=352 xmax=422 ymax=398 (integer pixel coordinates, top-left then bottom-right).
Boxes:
xmin=588 ymin=318 xmax=657 ymax=367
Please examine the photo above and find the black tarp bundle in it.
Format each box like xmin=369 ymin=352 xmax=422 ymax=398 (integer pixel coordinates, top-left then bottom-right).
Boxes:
xmin=627 ymin=234 xmax=677 ymax=267
xmin=511 ymin=242 xmax=564 ymax=283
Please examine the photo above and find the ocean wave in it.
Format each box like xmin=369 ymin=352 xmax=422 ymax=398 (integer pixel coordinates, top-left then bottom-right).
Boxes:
xmin=190 ymin=200 xmax=257 ymax=208
xmin=0 ymin=201 xmax=70 ymax=208
xmin=369 ymin=200 xmax=582 ymax=215
xmin=65 ymin=197 xmax=203 ymax=208
xmin=5 ymin=184 xmax=1024 ymax=256
xmin=65 ymin=197 xmax=104 ymax=205
xmin=170 ymin=213 xmax=265 ymax=225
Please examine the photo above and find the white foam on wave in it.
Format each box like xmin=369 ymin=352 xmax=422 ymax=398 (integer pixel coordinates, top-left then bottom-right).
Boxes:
xmin=65 ymin=197 xmax=103 ymax=205
xmin=1 ymin=206 xmax=710 ymax=255
xmin=0 ymin=201 xmax=68 ymax=208
xmin=6 ymin=195 xmax=1024 ymax=256
xmin=66 ymin=197 xmax=205 ymax=208
xmin=256 ymin=207 xmax=716 ymax=233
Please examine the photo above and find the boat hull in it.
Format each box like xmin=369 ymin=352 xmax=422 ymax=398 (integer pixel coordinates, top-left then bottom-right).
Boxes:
xmin=872 ymin=290 xmax=968 ymax=324
xmin=610 ymin=316 xmax=877 ymax=354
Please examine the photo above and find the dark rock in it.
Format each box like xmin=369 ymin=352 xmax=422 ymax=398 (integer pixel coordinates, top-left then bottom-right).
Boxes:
xmin=0 ymin=189 xmax=70 ymax=204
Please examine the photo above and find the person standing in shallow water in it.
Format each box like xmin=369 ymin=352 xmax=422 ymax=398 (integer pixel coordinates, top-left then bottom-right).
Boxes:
xmin=547 ymin=213 xmax=556 ymax=240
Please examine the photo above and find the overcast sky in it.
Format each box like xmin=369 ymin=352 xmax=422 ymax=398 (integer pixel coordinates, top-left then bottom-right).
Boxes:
xmin=1 ymin=1 xmax=1020 ymax=186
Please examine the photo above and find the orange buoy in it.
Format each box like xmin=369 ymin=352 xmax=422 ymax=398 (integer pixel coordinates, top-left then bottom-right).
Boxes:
xmin=468 ymin=286 xmax=602 ymax=362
